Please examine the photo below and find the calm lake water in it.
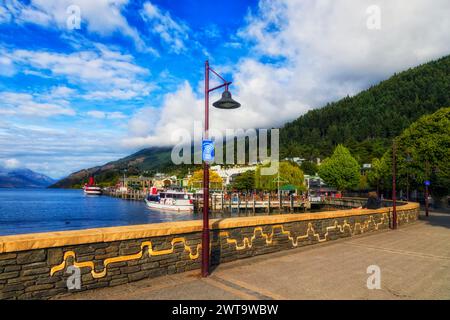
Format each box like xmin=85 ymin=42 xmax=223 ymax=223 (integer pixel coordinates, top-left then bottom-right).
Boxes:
xmin=0 ymin=188 xmax=199 ymax=236
xmin=0 ymin=188 xmax=325 ymax=236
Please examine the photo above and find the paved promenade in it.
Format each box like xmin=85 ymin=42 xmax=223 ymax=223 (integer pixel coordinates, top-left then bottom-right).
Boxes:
xmin=60 ymin=211 xmax=450 ymax=300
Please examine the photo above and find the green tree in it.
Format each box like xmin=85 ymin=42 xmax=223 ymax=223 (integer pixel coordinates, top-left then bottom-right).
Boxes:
xmin=300 ymin=161 xmax=318 ymax=176
xmin=367 ymin=158 xmax=385 ymax=193
xmin=255 ymin=161 xmax=305 ymax=191
xmin=380 ymin=107 xmax=450 ymax=198
xmin=231 ymin=170 xmax=255 ymax=191
xmin=188 ymin=169 xmax=223 ymax=189
xmin=318 ymin=145 xmax=361 ymax=192
xmin=358 ymin=174 xmax=369 ymax=191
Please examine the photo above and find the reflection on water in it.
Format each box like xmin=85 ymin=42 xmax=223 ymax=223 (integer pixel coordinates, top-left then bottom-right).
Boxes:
xmin=0 ymin=188 xmax=338 ymax=236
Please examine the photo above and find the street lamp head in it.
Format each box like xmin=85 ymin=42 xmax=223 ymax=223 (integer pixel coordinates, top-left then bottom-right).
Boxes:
xmin=212 ymin=90 xmax=241 ymax=109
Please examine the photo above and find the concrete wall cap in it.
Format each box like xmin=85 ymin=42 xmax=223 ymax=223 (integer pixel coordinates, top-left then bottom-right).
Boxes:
xmin=0 ymin=202 xmax=419 ymax=253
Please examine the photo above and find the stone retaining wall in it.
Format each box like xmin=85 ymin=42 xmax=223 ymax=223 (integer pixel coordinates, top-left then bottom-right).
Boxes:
xmin=325 ymin=197 xmax=408 ymax=209
xmin=0 ymin=202 xmax=420 ymax=300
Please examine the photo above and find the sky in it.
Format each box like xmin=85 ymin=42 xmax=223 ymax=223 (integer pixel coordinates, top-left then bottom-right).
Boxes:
xmin=0 ymin=0 xmax=449 ymax=179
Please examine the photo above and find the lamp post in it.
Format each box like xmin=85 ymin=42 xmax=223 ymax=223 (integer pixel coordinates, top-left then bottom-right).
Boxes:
xmin=405 ymin=154 xmax=413 ymax=201
xmin=424 ymin=160 xmax=430 ymax=217
xmin=392 ymin=141 xmax=397 ymax=229
xmin=202 ymin=60 xmax=241 ymax=277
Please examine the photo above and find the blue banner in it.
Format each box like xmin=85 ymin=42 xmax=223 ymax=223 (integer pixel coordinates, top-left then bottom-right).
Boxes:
xmin=202 ymin=140 xmax=215 ymax=163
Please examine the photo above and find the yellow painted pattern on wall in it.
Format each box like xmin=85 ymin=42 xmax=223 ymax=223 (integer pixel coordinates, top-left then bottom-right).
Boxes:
xmin=220 ymin=212 xmax=390 ymax=249
xmin=50 ymin=210 xmax=417 ymax=278
xmin=50 ymin=237 xmax=201 ymax=279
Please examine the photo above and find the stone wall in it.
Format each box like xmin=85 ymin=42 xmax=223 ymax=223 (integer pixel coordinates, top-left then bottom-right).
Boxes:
xmin=325 ymin=197 xmax=408 ymax=209
xmin=0 ymin=202 xmax=420 ymax=300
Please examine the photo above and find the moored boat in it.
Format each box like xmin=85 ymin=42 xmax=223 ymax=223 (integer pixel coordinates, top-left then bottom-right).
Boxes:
xmin=83 ymin=176 xmax=102 ymax=195
xmin=145 ymin=189 xmax=193 ymax=212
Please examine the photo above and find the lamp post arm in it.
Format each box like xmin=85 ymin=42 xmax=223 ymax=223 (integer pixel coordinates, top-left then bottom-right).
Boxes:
xmin=208 ymin=82 xmax=232 ymax=93
xmin=209 ymin=67 xmax=228 ymax=83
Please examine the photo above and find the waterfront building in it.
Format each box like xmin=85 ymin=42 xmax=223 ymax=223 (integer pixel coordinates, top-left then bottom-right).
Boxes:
xmin=118 ymin=176 xmax=153 ymax=192
xmin=304 ymin=174 xmax=337 ymax=198
xmin=210 ymin=165 xmax=257 ymax=185
xmin=283 ymin=157 xmax=306 ymax=166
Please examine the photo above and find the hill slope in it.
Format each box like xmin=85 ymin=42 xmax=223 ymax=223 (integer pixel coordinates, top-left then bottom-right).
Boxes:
xmin=280 ymin=55 xmax=450 ymax=163
xmin=50 ymin=147 xmax=175 ymax=188
xmin=53 ymin=55 xmax=450 ymax=188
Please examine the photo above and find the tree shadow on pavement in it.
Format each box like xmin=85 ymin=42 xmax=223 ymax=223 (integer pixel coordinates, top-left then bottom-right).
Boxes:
xmin=419 ymin=211 xmax=450 ymax=229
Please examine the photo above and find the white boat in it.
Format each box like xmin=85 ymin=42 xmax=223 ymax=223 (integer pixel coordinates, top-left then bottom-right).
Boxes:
xmin=145 ymin=190 xmax=193 ymax=212
xmin=83 ymin=176 xmax=102 ymax=195
xmin=84 ymin=185 xmax=102 ymax=195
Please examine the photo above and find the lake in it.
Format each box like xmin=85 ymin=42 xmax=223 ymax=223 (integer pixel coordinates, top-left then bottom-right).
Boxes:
xmin=0 ymin=188 xmax=327 ymax=236
xmin=0 ymin=188 xmax=199 ymax=236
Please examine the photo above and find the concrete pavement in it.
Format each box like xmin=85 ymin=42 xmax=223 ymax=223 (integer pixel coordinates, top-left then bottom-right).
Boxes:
xmin=58 ymin=211 xmax=450 ymax=300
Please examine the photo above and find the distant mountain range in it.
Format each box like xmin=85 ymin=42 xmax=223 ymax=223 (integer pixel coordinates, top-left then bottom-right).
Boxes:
xmin=0 ymin=167 xmax=56 ymax=188
xmin=52 ymin=55 xmax=450 ymax=189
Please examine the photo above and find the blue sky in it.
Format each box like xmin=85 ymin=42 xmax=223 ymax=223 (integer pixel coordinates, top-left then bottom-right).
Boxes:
xmin=1 ymin=0 xmax=449 ymax=178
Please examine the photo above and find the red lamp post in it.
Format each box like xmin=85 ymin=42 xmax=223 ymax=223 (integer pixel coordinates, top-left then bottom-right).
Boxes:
xmin=392 ymin=141 xmax=397 ymax=229
xmin=202 ymin=60 xmax=241 ymax=277
xmin=425 ymin=160 xmax=430 ymax=217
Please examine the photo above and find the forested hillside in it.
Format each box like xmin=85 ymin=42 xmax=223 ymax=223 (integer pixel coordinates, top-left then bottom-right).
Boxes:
xmin=280 ymin=55 xmax=450 ymax=163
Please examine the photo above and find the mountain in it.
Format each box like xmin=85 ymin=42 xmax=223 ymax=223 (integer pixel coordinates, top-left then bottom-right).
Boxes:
xmin=0 ymin=168 xmax=56 ymax=188
xmin=280 ymin=55 xmax=450 ymax=163
xmin=53 ymin=55 xmax=450 ymax=188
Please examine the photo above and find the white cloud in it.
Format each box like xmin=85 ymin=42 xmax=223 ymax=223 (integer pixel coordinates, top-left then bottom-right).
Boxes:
xmin=11 ymin=49 xmax=147 ymax=83
xmin=141 ymin=2 xmax=189 ymax=53
xmin=49 ymin=86 xmax=75 ymax=97
xmin=0 ymin=92 xmax=76 ymax=117
xmin=123 ymin=0 xmax=450 ymax=149
xmin=86 ymin=110 xmax=127 ymax=119
xmin=123 ymin=81 xmax=201 ymax=147
xmin=20 ymin=5 xmax=52 ymax=26
xmin=108 ymin=112 xmax=127 ymax=120
xmin=0 ymin=5 xmax=10 ymax=23
xmin=86 ymin=110 xmax=106 ymax=119
xmin=0 ymin=0 xmax=152 ymax=52
xmin=0 ymin=121 xmax=129 ymax=178
xmin=239 ymin=0 xmax=450 ymax=89
xmin=0 ymin=55 xmax=15 ymax=76
xmin=3 ymin=158 xmax=20 ymax=169
xmin=4 ymin=46 xmax=152 ymax=100
xmin=83 ymin=89 xmax=152 ymax=101
xmin=127 ymin=107 xmax=160 ymax=139
xmin=0 ymin=0 xmax=52 ymax=26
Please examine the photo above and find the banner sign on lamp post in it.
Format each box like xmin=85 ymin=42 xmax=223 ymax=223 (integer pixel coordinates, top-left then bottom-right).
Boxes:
xmin=202 ymin=140 xmax=215 ymax=163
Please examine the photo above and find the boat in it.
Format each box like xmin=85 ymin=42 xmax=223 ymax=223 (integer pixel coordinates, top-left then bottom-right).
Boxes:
xmin=83 ymin=176 xmax=102 ymax=195
xmin=145 ymin=189 xmax=193 ymax=212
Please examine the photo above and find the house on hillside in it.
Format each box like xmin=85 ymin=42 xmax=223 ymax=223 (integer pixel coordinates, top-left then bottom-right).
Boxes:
xmin=210 ymin=165 xmax=257 ymax=186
